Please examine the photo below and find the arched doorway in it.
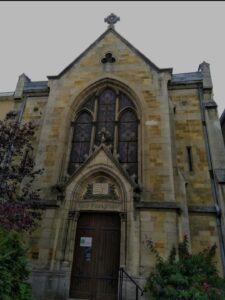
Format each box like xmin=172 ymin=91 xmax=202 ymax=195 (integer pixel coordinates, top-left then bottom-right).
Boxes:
xmin=69 ymin=212 xmax=121 ymax=300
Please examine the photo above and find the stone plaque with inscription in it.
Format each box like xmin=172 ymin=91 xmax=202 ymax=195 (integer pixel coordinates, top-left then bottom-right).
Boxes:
xmin=93 ymin=183 xmax=109 ymax=195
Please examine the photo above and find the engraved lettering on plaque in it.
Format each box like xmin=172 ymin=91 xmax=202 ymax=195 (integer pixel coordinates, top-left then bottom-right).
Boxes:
xmin=93 ymin=183 xmax=109 ymax=195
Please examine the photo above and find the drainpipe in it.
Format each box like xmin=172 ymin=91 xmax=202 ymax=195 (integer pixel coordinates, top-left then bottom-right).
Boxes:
xmin=198 ymin=84 xmax=225 ymax=275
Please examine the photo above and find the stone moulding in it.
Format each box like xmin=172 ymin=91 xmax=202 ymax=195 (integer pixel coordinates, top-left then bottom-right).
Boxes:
xmin=188 ymin=206 xmax=217 ymax=214
xmin=135 ymin=201 xmax=181 ymax=212
xmin=135 ymin=202 xmax=218 ymax=215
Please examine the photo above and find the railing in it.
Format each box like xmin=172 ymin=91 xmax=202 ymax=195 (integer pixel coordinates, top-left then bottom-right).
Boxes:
xmin=118 ymin=267 xmax=144 ymax=300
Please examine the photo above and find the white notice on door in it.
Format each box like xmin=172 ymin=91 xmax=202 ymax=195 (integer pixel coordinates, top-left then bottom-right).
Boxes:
xmin=80 ymin=237 xmax=92 ymax=247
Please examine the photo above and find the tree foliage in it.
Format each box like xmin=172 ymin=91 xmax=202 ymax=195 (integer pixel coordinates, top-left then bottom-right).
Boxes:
xmin=0 ymin=227 xmax=32 ymax=300
xmin=0 ymin=117 xmax=44 ymax=300
xmin=0 ymin=118 xmax=42 ymax=232
xmin=145 ymin=236 xmax=225 ymax=300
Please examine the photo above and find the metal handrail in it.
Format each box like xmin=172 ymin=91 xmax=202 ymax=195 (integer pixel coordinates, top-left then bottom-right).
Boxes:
xmin=118 ymin=267 xmax=144 ymax=300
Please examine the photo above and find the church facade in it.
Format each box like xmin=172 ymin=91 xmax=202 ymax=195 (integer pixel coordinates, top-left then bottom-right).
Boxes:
xmin=1 ymin=15 xmax=225 ymax=300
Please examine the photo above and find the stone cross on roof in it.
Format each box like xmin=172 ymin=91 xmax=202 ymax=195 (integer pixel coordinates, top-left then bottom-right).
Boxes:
xmin=104 ymin=13 xmax=120 ymax=29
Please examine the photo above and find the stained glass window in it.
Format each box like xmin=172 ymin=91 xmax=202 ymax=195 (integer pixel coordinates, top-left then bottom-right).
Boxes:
xmin=95 ymin=89 xmax=116 ymax=147
xmin=119 ymin=92 xmax=135 ymax=111
xmin=68 ymin=88 xmax=139 ymax=181
xmin=83 ymin=95 xmax=95 ymax=112
xmin=68 ymin=111 xmax=92 ymax=174
xmin=118 ymin=110 xmax=138 ymax=178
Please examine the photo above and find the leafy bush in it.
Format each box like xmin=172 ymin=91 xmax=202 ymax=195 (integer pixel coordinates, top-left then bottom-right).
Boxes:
xmin=0 ymin=227 xmax=32 ymax=300
xmin=145 ymin=236 xmax=225 ymax=300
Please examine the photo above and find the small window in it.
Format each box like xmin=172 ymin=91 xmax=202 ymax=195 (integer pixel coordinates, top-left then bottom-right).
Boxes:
xmin=101 ymin=53 xmax=116 ymax=64
xmin=186 ymin=146 xmax=193 ymax=172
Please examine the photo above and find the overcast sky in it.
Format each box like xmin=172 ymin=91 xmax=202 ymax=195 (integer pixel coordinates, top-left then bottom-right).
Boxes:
xmin=0 ymin=1 xmax=224 ymax=116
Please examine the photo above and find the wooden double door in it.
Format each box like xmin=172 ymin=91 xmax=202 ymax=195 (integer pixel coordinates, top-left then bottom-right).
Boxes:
xmin=70 ymin=212 xmax=121 ymax=300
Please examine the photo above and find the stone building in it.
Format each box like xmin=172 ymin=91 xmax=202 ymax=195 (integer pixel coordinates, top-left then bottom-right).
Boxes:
xmin=1 ymin=14 xmax=225 ymax=300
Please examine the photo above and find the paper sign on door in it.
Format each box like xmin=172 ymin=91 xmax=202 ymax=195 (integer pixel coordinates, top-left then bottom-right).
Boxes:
xmin=80 ymin=237 xmax=92 ymax=247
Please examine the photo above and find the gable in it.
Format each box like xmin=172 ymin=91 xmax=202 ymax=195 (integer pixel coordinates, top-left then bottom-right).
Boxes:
xmin=66 ymin=145 xmax=136 ymax=191
xmin=48 ymin=28 xmax=172 ymax=80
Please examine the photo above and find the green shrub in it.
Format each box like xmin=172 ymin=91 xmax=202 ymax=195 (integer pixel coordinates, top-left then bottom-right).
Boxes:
xmin=145 ymin=236 xmax=225 ymax=300
xmin=0 ymin=227 xmax=32 ymax=300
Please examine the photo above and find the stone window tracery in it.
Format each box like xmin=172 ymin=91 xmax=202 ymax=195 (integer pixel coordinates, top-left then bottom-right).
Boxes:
xmin=68 ymin=87 xmax=139 ymax=181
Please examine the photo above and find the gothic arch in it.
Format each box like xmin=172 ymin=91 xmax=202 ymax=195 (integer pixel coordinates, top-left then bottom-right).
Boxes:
xmin=61 ymin=78 xmax=143 ymax=184
xmin=67 ymin=165 xmax=131 ymax=212
xmin=60 ymin=162 xmax=135 ymax=288
xmin=70 ymin=78 xmax=142 ymax=118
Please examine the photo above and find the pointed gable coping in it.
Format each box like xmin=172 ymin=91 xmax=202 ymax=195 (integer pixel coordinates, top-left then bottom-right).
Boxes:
xmin=65 ymin=144 xmax=136 ymax=188
xmin=47 ymin=28 xmax=172 ymax=80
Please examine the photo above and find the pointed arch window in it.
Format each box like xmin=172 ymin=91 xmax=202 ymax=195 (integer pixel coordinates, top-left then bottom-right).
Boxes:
xmin=68 ymin=111 xmax=92 ymax=174
xmin=68 ymin=88 xmax=139 ymax=181
xmin=118 ymin=109 xmax=138 ymax=179
xmin=95 ymin=89 xmax=116 ymax=147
